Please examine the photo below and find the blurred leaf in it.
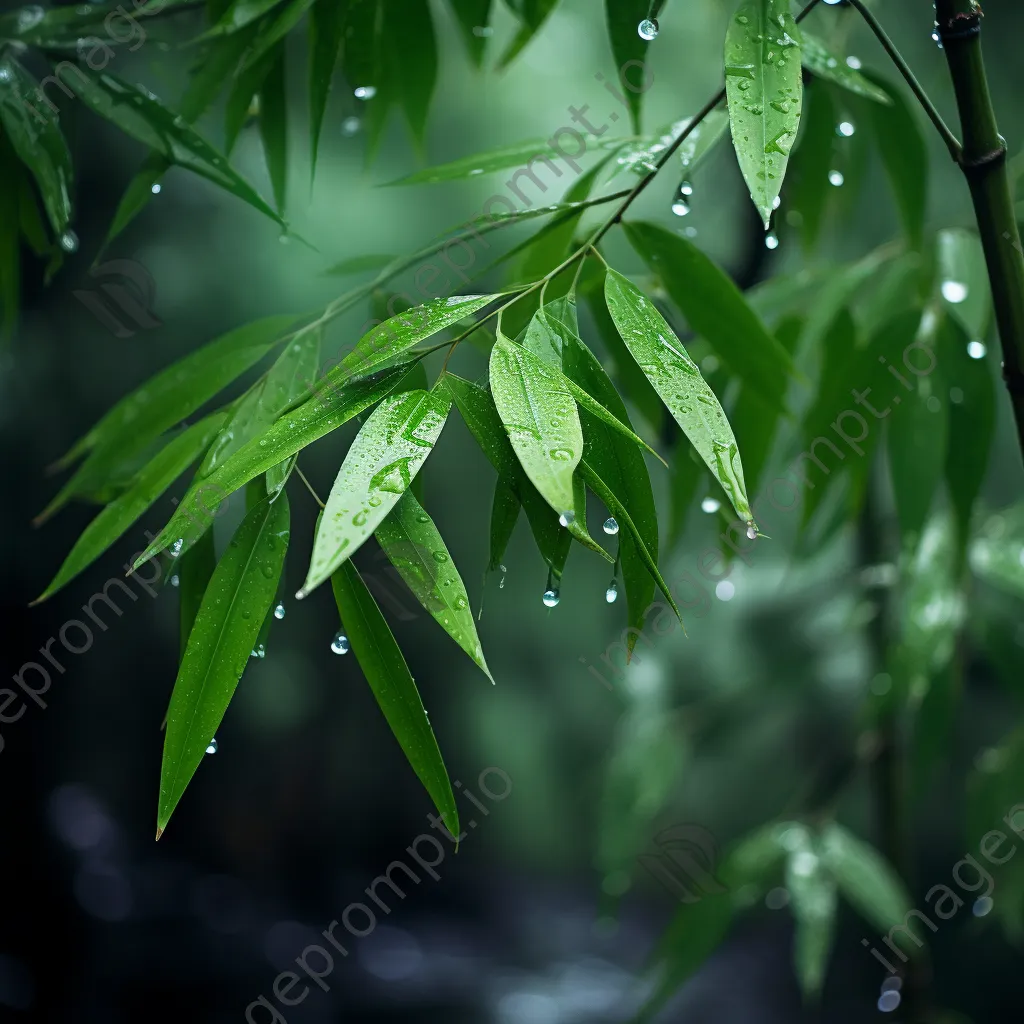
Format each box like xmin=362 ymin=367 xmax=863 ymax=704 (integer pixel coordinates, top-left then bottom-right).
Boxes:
xmin=970 ymin=504 xmax=1024 ymax=600
xmin=300 ymin=388 xmax=451 ymax=597
xmin=788 ymin=81 xmax=835 ymax=251
xmin=622 ymin=222 xmax=796 ymax=414
xmin=937 ymin=228 xmax=991 ymax=340
xmin=941 ymin=315 xmax=995 ymax=554
xmin=331 ymin=559 xmax=459 ymax=834
xmin=668 ymin=449 xmax=703 ymax=547
xmin=865 ymin=74 xmax=927 ymax=249
xmin=785 ymin=832 xmax=837 ymax=1000
xmin=724 ymin=0 xmax=803 ymax=228
xmin=376 ymin=490 xmax=493 ymax=681
xmin=308 ymin=0 xmax=347 ymax=171
xmin=603 ymin=0 xmax=651 ymax=133
xmin=179 ymin=528 xmax=217 ymax=661
xmin=239 ymin=0 xmax=316 ymax=73
xmin=323 ymin=253 xmax=398 ymax=276
xmin=383 ymin=136 xmax=574 ymax=186
xmin=604 ymin=264 xmax=756 ymax=527
xmin=800 ymin=32 xmax=892 ymax=104
xmin=448 ymin=0 xmax=493 ymax=66
xmin=488 ymin=476 xmax=520 ymax=571
xmin=384 ymin=0 xmax=437 ymax=146
xmin=225 ymin=43 xmax=277 ymax=153
xmin=158 ymin=492 xmax=290 ymax=836
xmin=213 ymin=0 xmax=289 ymax=33
xmin=258 ymin=44 xmax=289 ymax=213
xmin=135 ymin=362 xmax=417 ymax=568
xmin=498 ymin=0 xmax=560 ymax=68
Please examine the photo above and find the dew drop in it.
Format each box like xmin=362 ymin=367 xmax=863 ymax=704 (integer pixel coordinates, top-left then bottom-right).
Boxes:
xmin=169 ymin=574 xmax=180 ymax=587
xmin=273 ymin=602 xmax=286 ymax=620
xmin=837 ymin=121 xmax=855 ymax=137
xmin=746 ymin=523 xmax=758 ymax=540
xmin=354 ymin=85 xmax=376 ymax=100
xmin=878 ymin=990 xmax=901 ymax=1012
xmin=59 ymin=230 xmax=79 ymax=253
xmin=341 ymin=116 xmax=361 ymax=137
xmin=331 ymin=631 xmax=350 ymax=655
xmin=967 ymin=340 xmax=987 ymax=359
xmin=764 ymin=231 xmax=779 ymax=250
xmin=558 ymin=510 xmax=575 ymax=528
xmin=846 ymin=55 xmax=862 ymax=69
xmin=941 ymin=280 xmax=969 ymax=303
xmin=680 ymin=180 xmax=693 ymax=196
xmin=671 ymin=199 xmax=690 ymax=217
xmin=828 ymin=169 xmax=845 ymax=187
xmin=251 ymin=644 xmax=265 ymax=659
xmin=605 ymin=580 xmax=619 ymax=604
xmin=701 ymin=497 xmax=721 ymax=514
xmin=637 ymin=18 xmax=659 ymax=41
xmin=542 ymin=588 xmax=560 ymax=608
xmin=170 ymin=538 xmax=184 ymax=557
xmin=205 ymin=738 xmax=219 ymax=755
xmin=150 ymin=182 xmax=162 ymax=194
xmin=603 ymin=517 xmax=619 ymax=536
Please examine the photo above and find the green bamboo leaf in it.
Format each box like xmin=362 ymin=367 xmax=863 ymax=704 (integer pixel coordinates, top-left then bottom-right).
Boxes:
xmin=866 ymin=73 xmax=928 ymax=249
xmin=621 ymin=221 xmax=797 ymax=414
xmin=785 ymin=832 xmax=837 ymax=1000
xmin=157 ymin=491 xmax=290 ymax=837
xmin=35 ymin=414 xmax=227 ymax=603
xmin=0 ymin=0 xmax=196 ymax=48
xmin=133 ymin=362 xmax=417 ymax=569
xmin=179 ymin=528 xmax=217 ymax=660
xmin=383 ymin=137 xmax=573 ymax=186
xmin=799 ymin=32 xmax=892 ymax=105
xmin=308 ymin=0 xmax=347 ymax=172
xmin=448 ymin=0 xmax=493 ymax=67
xmin=386 ymin=0 xmax=437 ymax=146
xmin=443 ymin=373 xmax=576 ymax=578
xmin=819 ymin=823 xmax=913 ymax=937
xmin=580 ymin=459 xmax=679 ymax=620
xmin=238 ymin=0 xmax=315 ymax=72
xmin=323 ymin=254 xmax=398 ymax=277
xmin=603 ymin=265 xmax=756 ymax=529
xmin=608 ymin=110 xmax=729 ymax=182
xmin=66 ymin=72 xmax=286 ymax=230
xmin=41 ymin=314 xmax=301 ymax=521
xmin=603 ymin=0 xmax=650 ymax=134
xmin=258 ymin=44 xmax=288 ymax=213
xmin=788 ymin=82 xmax=836 ymax=252
xmin=497 ymin=0 xmax=561 ymax=68
xmin=937 ymin=228 xmax=991 ymax=340
xmin=0 ymin=58 xmax=73 ymax=238
xmin=725 ymin=0 xmax=804 ymax=227
xmin=489 ymin=476 xmax=520 ymax=572
xmin=300 ymin=388 xmax=451 ymax=597
xmin=225 ymin=43 xmax=276 ymax=154
xmin=376 ymin=491 xmax=493 ymax=682
xmin=213 ymin=0 xmax=289 ymax=33
xmin=331 ymin=558 xmax=459 ymax=833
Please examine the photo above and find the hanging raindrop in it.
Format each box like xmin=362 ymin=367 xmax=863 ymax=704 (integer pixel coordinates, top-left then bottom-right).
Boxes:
xmin=205 ymin=738 xmax=218 ymax=755
xmin=764 ymin=231 xmax=779 ymax=250
xmin=59 ymin=230 xmax=79 ymax=253
xmin=828 ymin=169 xmax=845 ymax=187
xmin=542 ymin=588 xmax=561 ymax=608
xmin=967 ymin=340 xmax=987 ymax=359
xmin=603 ymin=517 xmax=619 ymax=535
xmin=169 ymin=574 xmax=180 ymax=587
xmin=701 ymin=497 xmax=721 ymax=514
xmin=941 ymin=280 xmax=968 ymax=303
xmin=637 ymin=18 xmax=659 ymax=41
xmin=746 ymin=522 xmax=758 ymax=540
xmin=151 ymin=182 xmax=162 ymax=194
xmin=558 ymin=510 xmax=575 ymax=528
xmin=837 ymin=121 xmax=855 ymax=137
xmin=605 ymin=580 xmax=619 ymax=604
xmin=273 ymin=602 xmax=286 ymax=620
xmin=671 ymin=199 xmax=690 ymax=217
xmin=680 ymin=180 xmax=694 ymax=196
xmin=354 ymin=85 xmax=376 ymax=100
xmin=341 ymin=116 xmax=361 ymax=137
xmin=331 ymin=632 xmax=350 ymax=654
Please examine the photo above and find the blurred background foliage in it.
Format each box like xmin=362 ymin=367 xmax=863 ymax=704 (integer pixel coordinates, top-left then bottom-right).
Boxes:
xmin=2 ymin=0 xmax=1024 ymax=1020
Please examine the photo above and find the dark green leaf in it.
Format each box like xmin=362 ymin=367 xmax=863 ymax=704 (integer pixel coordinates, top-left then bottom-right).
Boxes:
xmin=179 ymin=528 xmax=217 ymax=660
xmin=603 ymin=0 xmax=650 ymax=133
xmin=213 ymin=0 xmax=289 ymax=33
xmin=309 ymin=0 xmax=348 ymax=171
xmin=937 ymin=228 xmax=991 ymax=340
xmin=376 ymin=490 xmax=493 ymax=681
xmin=497 ymin=0 xmax=561 ymax=68
xmin=258 ymin=44 xmax=288 ymax=213
xmin=300 ymin=388 xmax=451 ymax=597
xmin=724 ymin=0 xmax=804 ymax=227
xmin=788 ymin=81 xmax=835 ymax=251
xmin=448 ymin=0 xmax=493 ymax=67
xmin=488 ymin=475 xmax=520 ymax=572
xmin=331 ymin=559 xmax=459 ymax=834
xmin=158 ymin=492 xmax=290 ymax=836
xmin=800 ymin=31 xmax=892 ymax=105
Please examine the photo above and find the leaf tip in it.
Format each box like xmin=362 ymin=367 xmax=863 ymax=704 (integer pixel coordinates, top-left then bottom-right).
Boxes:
xmin=155 ymin=826 xmax=164 ymax=841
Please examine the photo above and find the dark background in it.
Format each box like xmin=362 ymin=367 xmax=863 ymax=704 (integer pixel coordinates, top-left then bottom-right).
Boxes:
xmin=2 ymin=0 xmax=1024 ymax=1021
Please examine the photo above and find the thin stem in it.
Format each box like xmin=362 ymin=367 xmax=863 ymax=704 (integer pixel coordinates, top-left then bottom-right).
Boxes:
xmin=294 ymin=465 xmax=325 ymax=509
xmin=846 ymin=0 xmax=962 ymax=161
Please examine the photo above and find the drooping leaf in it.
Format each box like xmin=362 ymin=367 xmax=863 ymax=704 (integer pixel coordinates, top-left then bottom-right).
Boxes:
xmin=800 ymin=31 xmax=892 ymax=105
xmin=212 ymin=0 xmax=290 ymax=33
xmin=603 ymin=0 xmax=651 ymax=134
xmin=225 ymin=42 xmax=277 ymax=154
xmin=133 ymin=362 xmax=418 ymax=568
xmin=488 ymin=475 xmax=520 ymax=572
xmin=788 ymin=81 xmax=836 ymax=252
xmin=178 ymin=528 xmax=217 ymax=660
xmin=383 ymin=0 xmax=437 ymax=146
xmin=300 ymin=388 xmax=451 ymax=597
xmin=308 ymin=0 xmax=347 ymax=171
xmin=36 ymin=415 xmax=227 ymax=603
xmin=622 ymin=222 xmax=796 ymax=414
xmin=376 ymin=490 xmax=493 ymax=681
xmin=258 ymin=44 xmax=289 ymax=213
xmin=785 ymin=830 xmax=837 ymax=1000
xmin=448 ymin=0 xmax=493 ymax=67
xmin=603 ymin=265 xmax=756 ymax=528
xmin=158 ymin=492 xmax=291 ymax=836
xmin=724 ymin=0 xmax=804 ymax=227
xmin=937 ymin=228 xmax=991 ymax=340
xmin=238 ymin=0 xmax=316 ymax=73
xmin=497 ymin=0 xmax=561 ymax=68
xmin=384 ymin=137 xmax=576 ymax=186
xmin=331 ymin=559 xmax=459 ymax=833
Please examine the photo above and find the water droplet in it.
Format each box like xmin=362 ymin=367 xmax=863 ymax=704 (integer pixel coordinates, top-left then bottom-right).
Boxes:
xmin=150 ymin=182 xmax=162 ymax=194
xmin=772 ymin=195 xmax=782 ymax=210
xmin=558 ymin=510 xmax=575 ymax=528
xmin=878 ymin=990 xmax=901 ymax=1012
xmin=341 ymin=116 xmax=361 ymax=137
xmin=542 ymin=588 xmax=560 ymax=608
xmin=701 ymin=497 xmax=721 ymax=514
xmin=846 ymin=55 xmax=862 ymax=69
xmin=941 ymin=280 xmax=969 ymax=303
xmin=605 ymin=580 xmax=619 ymax=604
xmin=931 ymin=29 xmax=943 ymax=49
xmin=637 ymin=18 xmax=659 ymax=41
xmin=59 ymin=230 xmax=79 ymax=253
xmin=973 ymin=895 xmax=993 ymax=917
xmin=331 ymin=632 xmax=350 ymax=655
xmin=671 ymin=199 xmax=690 ymax=217
xmin=765 ymin=231 xmax=779 ymax=250
xmin=499 ymin=564 xmax=507 ymax=589
xmin=746 ymin=522 xmax=758 ymax=540
xmin=837 ymin=121 xmax=855 ymax=137
xmin=205 ymin=738 xmax=218 ymax=755
xmin=967 ymin=340 xmax=987 ymax=359
xmin=273 ymin=602 xmax=286 ymax=620
xmin=828 ymin=169 xmax=845 ymax=187
xmin=251 ymin=644 xmax=265 ymax=659
xmin=169 ymin=538 xmax=184 ymax=557
xmin=716 ymin=580 xmax=736 ymax=601
xmin=603 ymin=517 xmax=619 ymax=536
xmin=354 ymin=85 xmax=376 ymax=100
xmin=680 ymin=180 xmax=693 ymax=196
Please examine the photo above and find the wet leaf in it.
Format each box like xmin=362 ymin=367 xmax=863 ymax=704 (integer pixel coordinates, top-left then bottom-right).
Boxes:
xmin=608 ymin=111 xmax=729 ymax=182
xmin=158 ymin=492 xmax=290 ymax=836
xmin=785 ymin=830 xmax=837 ymax=1000
xmin=383 ymin=137 xmax=573 ymax=186
xmin=603 ymin=0 xmax=653 ymax=133
xmin=937 ymin=228 xmax=991 ymax=340
xmin=331 ymin=559 xmax=459 ymax=834
xmin=724 ymin=0 xmax=804 ymax=227
xmin=489 ymin=475 xmax=520 ymax=572
xmin=800 ymin=32 xmax=892 ymax=105
xmin=179 ymin=528 xmax=216 ymax=660
xmin=300 ymin=388 xmax=451 ymax=597
xmin=376 ymin=491 xmax=493 ymax=681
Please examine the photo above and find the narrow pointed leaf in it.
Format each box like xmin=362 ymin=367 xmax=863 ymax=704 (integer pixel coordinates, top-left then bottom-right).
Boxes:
xmin=622 ymin=222 xmax=796 ymax=413
xmin=383 ymin=138 xmax=572 ymax=186
xmin=213 ymin=0 xmax=289 ymax=33
xmin=800 ymin=32 xmax=892 ymax=105
xmin=497 ymin=0 xmax=561 ymax=68
xmin=788 ymin=82 xmax=836 ymax=252
xmin=937 ymin=228 xmax=990 ymax=340
xmin=331 ymin=560 xmax=459 ymax=833
xmin=134 ymin=362 xmax=417 ymax=568
xmin=448 ymin=0 xmax=493 ymax=66
xmin=324 ymin=254 xmax=398 ymax=277
xmin=603 ymin=0 xmax=650 ymax=133
xmin=36 ymin=414 xmax=227 ymax=603
xmin=258 ymin=44 xmax=288 ymax=213
xmin=308 ymin=0 xmax=347 ymax=171
xmin=376 ymin=491 xmax=493 ymax=681
xmin=158 ymin=493 xmax=290 ymax=835
xmin=489 ymin=476 xmax=520 ymax=572
xmin=785 ymin=833 xmax=837 ymax=1000
xmin=301 ymin=389 xmax=451 ymax=597
xmin=179 ymin=528 xmax=217 ymax=660
xmin=609 ymin=111 xmax=729 ymax=182
xmin=725 ymin=0 xmax=803 ymax=227
xmin=489 ymin=333 xmax=582 ymax=523
xmin=604 ymin=265 xmax=756 ymax=527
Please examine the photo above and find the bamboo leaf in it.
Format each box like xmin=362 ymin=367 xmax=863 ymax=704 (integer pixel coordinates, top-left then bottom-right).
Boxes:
xmin=331 ymin=559 xmax=459 ymax=833
xmin=309 ymin=0 xmax=347 ymax=171
xmin=937 ymin=228 xmax=991 ymax=340
xmin=497 ymin=0 xmax=561 ymax=68
xmin=603 ymin=0 xmax=650 ymax=134
xmin=800 ymin=32 xmax=892 ymax=105
xmin=36 ymin=414 xmax=228 ymax=603
xmin=608 ymin=111 xmax=729 ymax=182
xmin=300 ymin=388 xmax=451 ymax=597
xmin=785 ymin=831 xmax=837 ymax=1000
xmin=213 ymin=0 xmax=289 ymax=33
xmin=448 ymin=0 xmax=493 ymax=67
xmin=724 ymin=0 xmax=804 ymax=227
xmin=179 ymin=528 xmax=217 ymax=660
xmin=376 ymin=491 xmax=493 ymax=681
xmin=134 ymin=362 xmax=417 ymax=569
xmin=489 ymin=476 xmax=520 ymax=572
xmin=622 ymin=221 xmax=797 ymax=414
xmin=788 ymin=81 xmax=836 ymax=252
xmin=323 ymin=253 xmax=398 ymax=276
xmin=603 ymin=265 xmax=756 ymax=528
xmin=383 ymin=138 xmax=573 ymax=186
xmin=158 ymin=492 xmax=291 ymax=837
xmin=258 ymin=44 xmax=288 ymax=213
